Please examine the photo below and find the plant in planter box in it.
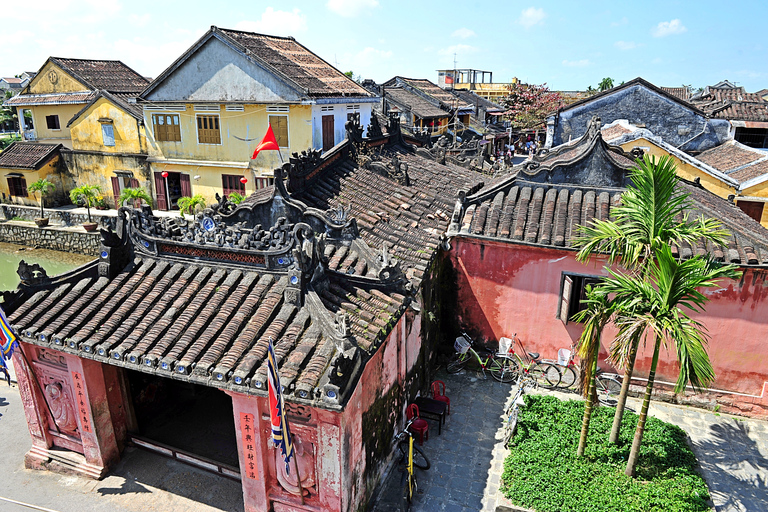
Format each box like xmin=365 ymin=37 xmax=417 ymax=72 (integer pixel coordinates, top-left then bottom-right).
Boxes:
xmin=28 ymin=178 xmax=55 ymax=227
xmin=118 ymin=187 xmax=152 ymax=208
xmin=177 ymin=194 xmax=207 ymax=216
xmin=69 ymin=184 xmax=101 ymax=231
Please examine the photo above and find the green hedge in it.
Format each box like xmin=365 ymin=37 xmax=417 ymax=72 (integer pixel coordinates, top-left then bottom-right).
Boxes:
xmin=501 ymin=395 xmax=710 ymax=512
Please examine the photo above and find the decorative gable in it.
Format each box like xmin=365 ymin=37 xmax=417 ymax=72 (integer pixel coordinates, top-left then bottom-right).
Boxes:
xmin=27 ymin=61 xmax=90 ymax=95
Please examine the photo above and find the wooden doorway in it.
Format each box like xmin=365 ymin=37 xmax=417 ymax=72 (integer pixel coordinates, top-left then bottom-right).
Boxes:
xmin=322 ymin=115 xmax=335 ymax=151
xmin=737 ymin=200 xmax=764 ymax=223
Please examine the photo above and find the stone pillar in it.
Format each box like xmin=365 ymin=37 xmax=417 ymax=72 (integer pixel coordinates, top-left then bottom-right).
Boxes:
xmin=17 ymin=108 xmax=26 ymax=133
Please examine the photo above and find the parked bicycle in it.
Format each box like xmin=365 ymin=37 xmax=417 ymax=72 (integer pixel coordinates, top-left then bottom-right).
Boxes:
xmin=543 ymin=348 xmax=623 ymax=403
xmin=503 ymin=373 xmax=538 ymax=447
xmin=542 ymin=347 xmax=579 ymax=389
xmin=446 ymin=332 xmax=518 ymax=382
xmin=395 ymin=417 xmax=431 ymax=512
xmin=498 ymin=334 xmax=562 ymax=389
xmin=594 ymin=369 xmax=622 ymax=406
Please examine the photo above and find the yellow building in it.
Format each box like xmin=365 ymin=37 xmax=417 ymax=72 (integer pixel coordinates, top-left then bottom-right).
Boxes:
xmin=0 ymin=142 xmax=64 ymax=206
xmin=139 ymin=26 xmax=378 ymax=210
xmin=436 ymin=69 xmax=515 ymax=102
xmin=4 ymin=58 xmax=151 ymax=207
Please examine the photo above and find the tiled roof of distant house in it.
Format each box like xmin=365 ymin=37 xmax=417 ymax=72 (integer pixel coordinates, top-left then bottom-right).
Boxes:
xmin=49 ymin=57 xmax=150 ymax=94
xmin=0 ymin=142 xmax=62 ymax=170
xmin=452 ymin=90 xmax=504 ymax=112
xmin=689 ymin=84 xmax=768 ymax=122
xmin=384 ymin=86 xmax=449 ymax=119
xmin=216 ymin=27 xmax=373 ymax=98
xmin=3 ymin=91 xmax=95 ymax=108
xmin=661 ymin=86 xmax=690 ymax=101
xmin=449 ymin=117 xmax=768 ymax=266
xmin=730 ymin=160 xmax=768 ymax=184
xmin=697 ymin=140 xmax=766 ymax=172
xmin=383 ymin=77 xmax=474 ymax=112
xmin=601 ymin=122 xmax=634 ymax=142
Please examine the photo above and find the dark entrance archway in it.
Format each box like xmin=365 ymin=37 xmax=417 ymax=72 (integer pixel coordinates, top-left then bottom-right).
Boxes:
xmin=125 ymin=369 xmax=239 ymax=471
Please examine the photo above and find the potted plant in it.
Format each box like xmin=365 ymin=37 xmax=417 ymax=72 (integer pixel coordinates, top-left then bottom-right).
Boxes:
xmin=69 ymin=184 xmax=101 ymax=232
xmin=177 ymin=194 xmax=207 ymax=216
xmin=28 ymin=178 xmax=55 ymax=227
xmin=118 ymin=187 xmax=152 ymax=208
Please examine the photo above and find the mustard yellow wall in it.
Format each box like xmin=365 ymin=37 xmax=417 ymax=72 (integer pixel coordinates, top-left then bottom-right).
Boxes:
xmin=28 ymin=103 xmax=83 ymax=147
xmin=64 ymin=151 xmax=150 ymax=207
xmin=0 ymin=157 xmax=64 ymax=207
xmin=27 ymin=62 xmax=89 ymax=95
xmin=619 ymin=137 xmax=736 ymax=198
xmin=70 ymin=97 xmax=146 ymax=154
xmin=735 ymin=182 xmax=768 ymax=227
xmin=148 ymin=161 xmax=269 ymax=207
xmin=145 ymin=104 xmax=312 ymax=174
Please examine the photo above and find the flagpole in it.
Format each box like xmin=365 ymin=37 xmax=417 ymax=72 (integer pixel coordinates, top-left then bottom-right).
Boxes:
xmin=292 ymin=443 xmax=305 ymax=505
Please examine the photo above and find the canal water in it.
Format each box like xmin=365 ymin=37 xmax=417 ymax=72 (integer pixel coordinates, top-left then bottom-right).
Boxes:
xmin=0 ymin=242 xmax=95 ymax=291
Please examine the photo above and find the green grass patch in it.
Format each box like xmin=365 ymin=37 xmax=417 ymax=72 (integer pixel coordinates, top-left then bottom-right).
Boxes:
xmin=501 ymin=395 xmax=710 ymax=512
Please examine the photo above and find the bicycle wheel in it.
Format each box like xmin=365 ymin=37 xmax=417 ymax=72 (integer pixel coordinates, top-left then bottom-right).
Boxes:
xmin=558 ymin=365 xmax=578 ymax=389
xmin=489 ymin=357 xmax=519 ymax=383
xmin=529 ymin=362 xmax=561 ymax=389
xmin=446 ymin=352 xmax=470 ymax=373
xmin=503 ymin=406 xmax=519 ymax=447
xmin=400 ymin=471 xmax=414 ymax=512
xmin=398 ymin=439 xmax=431 ymax=470
xmin=596 ymin=376 xmax=622 ymax=405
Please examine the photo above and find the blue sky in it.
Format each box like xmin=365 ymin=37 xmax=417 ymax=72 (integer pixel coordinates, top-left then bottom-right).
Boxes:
xmin=4 ymin=0 xmax=768 ymax=93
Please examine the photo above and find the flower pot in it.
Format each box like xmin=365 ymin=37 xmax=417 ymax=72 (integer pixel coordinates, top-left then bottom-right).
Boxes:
xmin=34 ymin=218 xmax=50 ymax=228
xmin=82 ymin=222 xmax=99 ymax=232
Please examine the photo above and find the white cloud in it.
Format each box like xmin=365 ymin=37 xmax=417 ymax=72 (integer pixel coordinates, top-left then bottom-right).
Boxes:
xmin=517 ymin=7 xmax=546 ymax=29
xmin=326 ymin=0 xmax=379 ymax=18
xmin=562 ymin=59 xmax=591 ymax=68
xmin=614 ymin=41 xmax=640 ymax=51
xmin=652 ymin=19 xmax=687 ymax=37
xmin=234 ymin=8 xmax=308 ymax=36
xmin=452 ymin=28 xmax=476 ymax=39
xmin=611 ymin=17 xmax=628 ymax=27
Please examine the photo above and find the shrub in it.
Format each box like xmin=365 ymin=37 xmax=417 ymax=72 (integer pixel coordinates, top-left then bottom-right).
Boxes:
xmin=501 ymin=395 xmax=709 ymax=512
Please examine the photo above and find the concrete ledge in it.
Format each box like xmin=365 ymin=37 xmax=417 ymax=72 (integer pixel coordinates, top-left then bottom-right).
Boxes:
xmin=0 ymin=221 xmax=101 ymax=256
xmin=25 ymin=445 xmax=107 ymax=480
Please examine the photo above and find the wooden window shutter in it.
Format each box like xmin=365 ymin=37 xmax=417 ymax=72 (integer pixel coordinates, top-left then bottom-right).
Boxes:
xmin=180 ymin=173 xmax=191 ymax=197
xmin=272 ymin=116 xmax=288 ymax=147
xmin=111 ymin=177 xmax=121 ymax=206
xmin=102 ymin=124 xmax=115 ymax=146
xmin=198 ymin=115 xmax=220 ymax=144
xmin=170 ymin=115 xmax=180 ymax=141
xmin=129 ymin=178 xmax=140 ymax=188
xmin=154 ymin=172 xmax=168 ymax=210
xmin=7 ymin=178 xmax=17 ymax=197
xmin=560 ymin=275 xmax=573 ymax=324
xmin=153 ymin=114 xmax=166 ymax=141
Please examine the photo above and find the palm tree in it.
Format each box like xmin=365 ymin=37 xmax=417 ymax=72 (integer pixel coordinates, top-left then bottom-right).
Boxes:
xmin=601 ymin=247 xmax=739 ymax=476
xmin=69 ymin=184 xmax=101 ymax=223
xmin=28 ymin=178 xmax=55 ymax=219
xmin=571 ymin=285 xmax=615 ymax=457
xmin=177 ymin=194 xmax=207 ymax=216
xmin=227 ymin=192 xmax=245 ymax=205
xmin=118 ymin=187 xmax=152 ymax=208
xmin=598 ymin=77 xmax=614 ymax=92
xmin=574 ymin=154 xmax=731 ymax=444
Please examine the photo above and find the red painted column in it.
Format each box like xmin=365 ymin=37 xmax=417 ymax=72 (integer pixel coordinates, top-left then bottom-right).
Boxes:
xmin=67 ymin=356 xmax=121 ymax=478
xmin=12 ymin=343 xmax=56 ymax=471
xmin=229 ymin=391 xmax=269 ymax=512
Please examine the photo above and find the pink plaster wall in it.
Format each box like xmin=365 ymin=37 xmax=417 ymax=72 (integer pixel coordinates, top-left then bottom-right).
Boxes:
xmin=450 ymin=238 xmax=768 ymax=413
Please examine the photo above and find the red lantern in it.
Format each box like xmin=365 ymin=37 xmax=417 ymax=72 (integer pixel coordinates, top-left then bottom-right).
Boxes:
xmin=161 ymin=171 xmax=169 ymax=178
xmin=240 ymin=177 xmax=248 ymax=184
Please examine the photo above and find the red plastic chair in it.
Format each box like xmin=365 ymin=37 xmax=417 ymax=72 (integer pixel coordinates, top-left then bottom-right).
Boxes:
xmin=431 ymin=380 xmax=450 ymax=414
xmin=406 ymin=404 xmax=429 ymax=445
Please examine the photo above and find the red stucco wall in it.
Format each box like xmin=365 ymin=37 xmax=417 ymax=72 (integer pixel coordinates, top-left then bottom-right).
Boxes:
xmin=450 ymin=238 xmax=768 ymax=416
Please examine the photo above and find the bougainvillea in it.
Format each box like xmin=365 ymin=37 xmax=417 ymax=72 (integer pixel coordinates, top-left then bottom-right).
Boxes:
xmin=501 ymin=82 xmax=565 ymax=130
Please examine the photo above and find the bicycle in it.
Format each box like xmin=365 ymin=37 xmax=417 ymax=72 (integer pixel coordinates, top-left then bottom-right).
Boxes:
xmin=542 ymin=347 xmax=579 ymax=389
xmin=594 ymin=369 xmax=622 ymax=406
xmin=503 ymin=373 xmax=538 ymax=447
xmin=395 ymin=417 xmax=431 ymax=512
xmin=501 ymin=334 xmax=562 ymax=389
xmin=446 ymin=332 xmax=518 ymax=382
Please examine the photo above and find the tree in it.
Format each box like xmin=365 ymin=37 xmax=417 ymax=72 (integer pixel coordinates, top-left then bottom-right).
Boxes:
xmin=344 ymin=71 xmax=361 ymax=84
xmin=601 ymin=247 xmax=739 ymax=476
xmin=574 ymin=154 xmax=731 ymax=444
xmin=28 ymin=178 xmax=55 ymax=219
xmin=69 ymin=184 xmax=101 ymax=223
xmin=227 ymin=192 xmax=245 ymax=205
xmin=118 ymin=187 xmax=152 ymax=208
xmin=177 ymin=194 xmax=206 ymax=216
xmin=501 ymin=82 xmax=565 ymax=130
xmin=598 ymin=77 xmax=614 ymax=92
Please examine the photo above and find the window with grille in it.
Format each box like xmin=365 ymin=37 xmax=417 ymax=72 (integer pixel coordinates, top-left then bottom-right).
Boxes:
xmin=152 ymin=114 xmax=181 ymax=142
xmin=7 ymin=176 xmax=28 ymax=197
xmin=102 ymin=124 xmax=115 ymax=146
xmin=255 ymin=177 xmax=275 ymax=189
xmin=46 ymin=115 xmax=60 ymax=130
xmin=222 ymin=174 xmax=245 ymax=196
xmin=197 ymin=115 xmax=221 ymax=144
xmin=269 ymin=115 xmax=289 ymax=147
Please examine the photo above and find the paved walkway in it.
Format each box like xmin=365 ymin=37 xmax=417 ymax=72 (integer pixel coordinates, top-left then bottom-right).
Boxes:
xmin=371 ymin=369 xmax=768 ymax=512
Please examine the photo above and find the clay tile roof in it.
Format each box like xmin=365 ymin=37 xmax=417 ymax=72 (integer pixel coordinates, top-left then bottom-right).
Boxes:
xmin=696 ymin=141 xmax=766 ymax=172
xmin=661 ymin=87 xmax=690 ymax=101
xmin=384 ymin=86 xmax=449 ymax=119
xmin=216 ymin=28 xmax=374 ymax=99
xmin=601 ymin=124 xmax=632 ymax=142
xmin=50 ymin=57 xmax=149 ymax=94
xmin=730 ymin=160 xmax=768 ymax=184
xmin=384 ymin=77 xmax=474 ymax=111
xmin=0 ymin=142 xmax=62 ymax=170
xmin=689 ymin=85 xmax=768 ymax=122
xmin=2 ymin=77 xmax=24 ymax=85
xmin=3 ymin=91 xmax=95 ymax=107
